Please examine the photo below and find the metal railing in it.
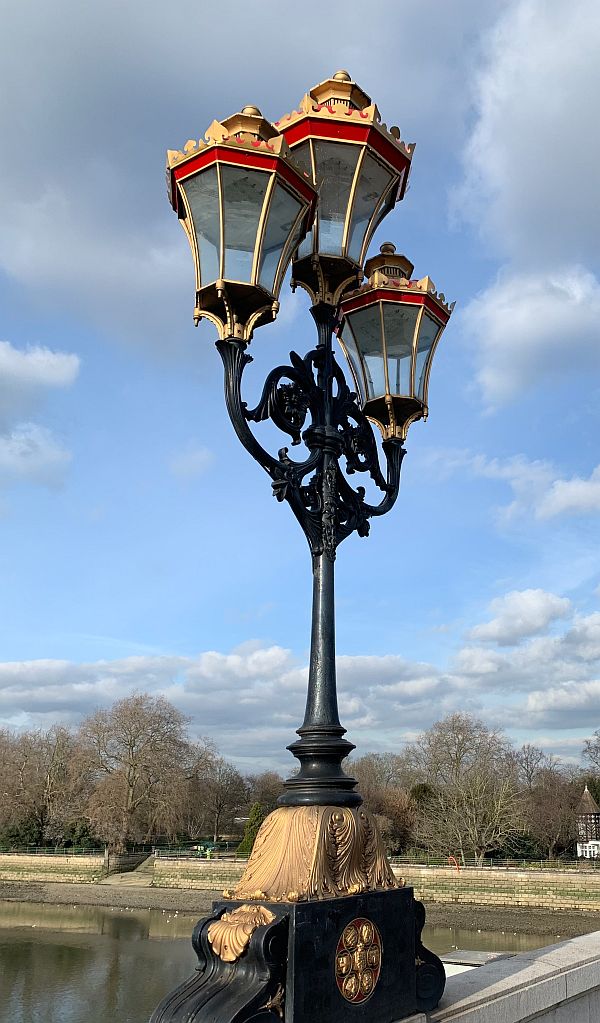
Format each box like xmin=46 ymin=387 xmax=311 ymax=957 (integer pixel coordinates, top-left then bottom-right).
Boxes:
xmin=0 ymin=845 xmax=104 ymax=856
xmin=389 ymin=854 xmax=600 ymax=870
xmin=153 ymin=844 xmax=244 ymax=860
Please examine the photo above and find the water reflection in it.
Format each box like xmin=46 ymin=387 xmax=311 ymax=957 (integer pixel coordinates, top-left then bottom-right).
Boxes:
xmin=0 ymin=900 xmax=562 ymax=1023
xmin=0 ymin=902 xmax=197 ymax=1023
xmin=0 ymin=900 xmax=196 ymax=939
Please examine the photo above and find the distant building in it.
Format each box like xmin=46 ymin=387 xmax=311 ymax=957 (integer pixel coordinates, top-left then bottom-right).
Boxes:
xmin=576 ymin=785 xmax=600 ymax=859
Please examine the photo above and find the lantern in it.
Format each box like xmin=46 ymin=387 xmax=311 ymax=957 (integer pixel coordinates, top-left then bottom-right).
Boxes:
xmin=338 ymin=244 xmax=454 ymax=439
xmin=167 ymin=106 xmax=317 ymax=340
xmin=276 ymin=71 xmax=414 ymax=304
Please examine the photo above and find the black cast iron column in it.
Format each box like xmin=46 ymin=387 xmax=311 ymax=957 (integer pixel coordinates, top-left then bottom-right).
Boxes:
xmin=279 ymin=304 xmax=360 ymax=807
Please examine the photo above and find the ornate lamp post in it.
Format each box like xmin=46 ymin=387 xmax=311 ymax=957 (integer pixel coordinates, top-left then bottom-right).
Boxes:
xmin=152 ymin=71 xmax=453 ymax=1023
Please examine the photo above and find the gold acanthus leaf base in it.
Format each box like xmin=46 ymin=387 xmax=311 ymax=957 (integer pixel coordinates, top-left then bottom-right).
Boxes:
xmin=224 ymin=805 xmax=401 ymax=904
xmin=207 ymin=903 xmax=275 ymax=962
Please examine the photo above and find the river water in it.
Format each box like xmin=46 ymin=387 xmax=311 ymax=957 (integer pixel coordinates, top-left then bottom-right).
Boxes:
xmin=0 ymin=900 xmax=562 ymax=1023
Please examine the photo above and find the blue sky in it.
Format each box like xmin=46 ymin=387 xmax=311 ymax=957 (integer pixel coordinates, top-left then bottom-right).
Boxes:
xmin=1 ymin=0 xmax=600 ymax=773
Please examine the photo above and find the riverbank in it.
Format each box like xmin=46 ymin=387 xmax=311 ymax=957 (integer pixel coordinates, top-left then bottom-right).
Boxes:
xmin=1 ymin=880 xmax=600 ymax=939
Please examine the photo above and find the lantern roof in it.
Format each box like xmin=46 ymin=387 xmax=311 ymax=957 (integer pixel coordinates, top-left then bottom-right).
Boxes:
xmin=341 ymin=243 xmax=455 ymax=323
xmin=166 ymin=108 xmax=315 ymax=214
xmin=577 ymin=785 xmax=600 ymax=816
xmin=275 ymin=70 xmax=415 ymax=178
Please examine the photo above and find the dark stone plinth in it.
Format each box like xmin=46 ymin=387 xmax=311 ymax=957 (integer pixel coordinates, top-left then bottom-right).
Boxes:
xmin=150 ymin=888 xmax=444 ymax=1023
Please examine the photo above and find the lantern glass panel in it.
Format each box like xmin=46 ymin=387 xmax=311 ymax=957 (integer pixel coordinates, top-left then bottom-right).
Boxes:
xmin=313 ymin=140 xmax=360 ymax=255
xmin=180 ymin=166 xmax=220 ymax=286
xmin=368 ymin=177 xmax=400 ymax=247
xmin=259 ymin=183 xmax=303 ymax=293
xmin=222 ymin=165 xmax=269 ymax=281
xmin=347 ymin=154 xmax=394 ymax=263
xmin=345 ymin=305 xmax=385 ymax=400
xmin=339 ymin=331 xmax=365 ymax=404
xmin=383 ymin=303 xmax=418 ymax=395
xmin=415 ymin=313 xmax=441 ymax=400
xmin=290 ymin=143 xmax=314 ymax=259
xmin=278 ymin=206 xmax=309 ymax=290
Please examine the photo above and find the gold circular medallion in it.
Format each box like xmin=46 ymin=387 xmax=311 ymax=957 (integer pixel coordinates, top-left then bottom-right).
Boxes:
xmin=335 ymin=917 xmax=382 ymax=1004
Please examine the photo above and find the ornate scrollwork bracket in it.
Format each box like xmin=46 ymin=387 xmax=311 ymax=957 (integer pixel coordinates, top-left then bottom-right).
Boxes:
xmin=216 ymin=304 xmax=405 ymax=562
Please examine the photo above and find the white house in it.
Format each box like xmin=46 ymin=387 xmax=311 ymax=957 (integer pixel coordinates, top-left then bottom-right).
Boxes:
xmin=576 ymin=785 xmax=600 ymax=859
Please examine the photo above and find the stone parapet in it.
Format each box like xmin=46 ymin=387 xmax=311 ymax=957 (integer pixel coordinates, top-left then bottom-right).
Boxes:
xmin=152 ymin=857 xmax=248 ymax=890
xmin=398 ymin=865 xmax=600 ymax=911
xmin=151 ymin=860 xmax=600 ymax=910
xmin=431 ymin=931 xmax=600 ymax=1023
xmin=0 ymin=852 xmax=105 ymax=883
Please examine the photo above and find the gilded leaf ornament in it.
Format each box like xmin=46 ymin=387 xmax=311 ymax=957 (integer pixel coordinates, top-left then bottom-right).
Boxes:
xmin=231 ymin=806 xmax=399 ymax=903
xmin=207 ymin=904 xmax=276 ymax=963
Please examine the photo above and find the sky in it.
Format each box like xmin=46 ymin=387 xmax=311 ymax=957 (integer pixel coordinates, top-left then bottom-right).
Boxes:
xmin=1 ymin=0 xmax=600 ymax=774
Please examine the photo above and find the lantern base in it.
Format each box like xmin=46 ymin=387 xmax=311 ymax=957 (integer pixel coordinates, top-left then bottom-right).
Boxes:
xmin=194 ymin=280 xmax=278 ymax=341
xmin=149 ymin=889 xmax=445 ymax=1023
xmin=365 ymin=394 xmax=426 ymax=441
xmin=291 ymin=253 xmax=362 ymax=306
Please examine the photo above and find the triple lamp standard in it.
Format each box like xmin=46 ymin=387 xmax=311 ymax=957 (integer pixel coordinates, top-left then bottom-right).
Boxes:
xmin=152 ymin=71 xmax=454 ymax=1023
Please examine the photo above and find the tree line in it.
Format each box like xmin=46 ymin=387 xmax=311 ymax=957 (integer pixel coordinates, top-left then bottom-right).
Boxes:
xmin=1 ymin=695 xmax=599 ymax=861
xmin=0 ymin=694 xmax=282 ymax=852
xmin=353 ymin=713 xmax=600 ymax=864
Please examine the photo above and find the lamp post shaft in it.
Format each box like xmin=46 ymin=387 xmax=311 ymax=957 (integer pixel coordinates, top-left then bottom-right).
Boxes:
xmin=279 ymin=304 xmax=360 ymax=808
xmin=305 ymin=301 xmax=340 ymax=729
xmin=302 ymin=551 xmax=340 ymax=731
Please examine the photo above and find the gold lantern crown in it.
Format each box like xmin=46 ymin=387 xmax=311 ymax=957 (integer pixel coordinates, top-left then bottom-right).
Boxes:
xmin=167 ymin=107 xmax=317 ymax=341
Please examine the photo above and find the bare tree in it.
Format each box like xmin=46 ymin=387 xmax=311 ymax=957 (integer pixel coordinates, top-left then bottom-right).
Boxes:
xmin=151 ymin=739 xmax=217 ymax=842
xmin=349 ymin=753 xmax=417 ymax=852
xmin=79 ymin=693 xmax=193 ymax=851
xmin=0 ymin=727 xmax=89 ymax=846
xmin=527 ymin=767 xmax=579 ymax=859
xmin=245 ymin=771 xmax=284 ymax=814
xmin=406 ymin=712 xmax=512 ymax=788
xmin=407 ymin=713 xmax=525 ymax=864
xmin=516 ymin=744 xmax=552 ymax=791
xmin=583 ymin=730 xmax=600 ymax=772
xmin=199 ymin=757 xmax=247 ymax=843
xmin=375 ymin=788 xmax=416 ymax=853
xmin=417 ymin=767 xmax=525 ymax=865
xmin=352 ymin=753 xmax=412 ymax=798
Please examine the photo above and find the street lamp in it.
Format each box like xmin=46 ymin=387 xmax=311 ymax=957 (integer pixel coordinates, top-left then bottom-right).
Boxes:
xmin=339 ymin=242 xmax=454 ymax=440
xmin=166 ymin=105 xmax=317 ymax=339
xmin=152 ymin=72 xmax=453 ymax=1023
xmin=277 ymin=69 xmax=414 ymax=306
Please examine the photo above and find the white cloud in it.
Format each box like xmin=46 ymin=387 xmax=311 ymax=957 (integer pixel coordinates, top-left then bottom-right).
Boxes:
xmin=461 ymin=267 xmax=600 ymax=408
xmin=478 ymin=454 xmax=600 ymax=523
xmin=0 ymin=340 xmax=78 ymax=493
xmin=468 ymin=588 xmax=571 ymax=646
xmin=524 ymin=680 xmax=600 ymax=728
xmin=0 ymin=340 xmax=79 ymax=426
xmin=168 ymin=442 xmax=214 ymax=479
xmin=457 ymin=0 xmax=600 ymax=268
xmin=0 ymin=645 xmax=459 ymax=760
xmin=455 ymin=612 xmax=600 ymax=701
xmin=426 ymin=448 xmax=600 ymax=522
xmin=2 ymin=608 xmax=600 ymax=753
xmin=0 ymin=424 xmax=72 ymax=489
xmin=456 ymin=0 xmax=600 ymax=407
xmin=536 ymin=466 xmax=600 ymax=519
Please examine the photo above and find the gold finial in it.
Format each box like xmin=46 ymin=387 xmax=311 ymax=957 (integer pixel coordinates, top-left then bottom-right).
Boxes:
xmin=241 ymin=105 xmax=263 ymax=116
xmin=364 ymin=247 xmax=414 ymax=282
xmin=333 ymin=70 xmax=352 ymax=82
